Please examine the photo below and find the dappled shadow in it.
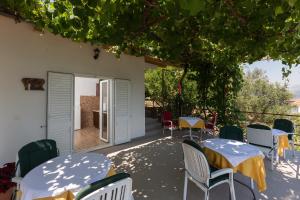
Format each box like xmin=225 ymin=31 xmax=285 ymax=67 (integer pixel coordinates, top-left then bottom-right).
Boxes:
xmin=21 ymin=153 xmax=111 ymax=199
xmin=103 ymin=130 xmax=300 ymax=200
xmin=255 ymin=150 xmax=300 ymax=200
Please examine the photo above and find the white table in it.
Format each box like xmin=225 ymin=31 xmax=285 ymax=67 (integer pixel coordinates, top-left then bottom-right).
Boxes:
xmin=272 ymin=129 xmax=294 ymax=160
xmin=20 ymin=153 xmax=112 ymax=200
xmin=203 ymin=138 xmax=264 ymax=167
xmin=272 ymin=128 xmax=293 ymax=137
xmin=179 ymin=117 xmax=204 ymax=140
xmin=203 ymin=138 xmax=265 ymax=191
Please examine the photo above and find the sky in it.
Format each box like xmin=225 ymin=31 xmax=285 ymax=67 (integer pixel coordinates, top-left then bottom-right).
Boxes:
xmin=244 ymin=60 xmax=300 ymax=98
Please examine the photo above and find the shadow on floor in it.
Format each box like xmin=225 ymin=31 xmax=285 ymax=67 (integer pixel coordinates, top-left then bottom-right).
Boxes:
xmin=95 ymin=130 xmax=300 ymax=200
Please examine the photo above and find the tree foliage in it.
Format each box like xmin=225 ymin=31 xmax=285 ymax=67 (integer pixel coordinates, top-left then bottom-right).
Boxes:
xmin=2 ymin=0 xmax=300 ymax=125
xmin=236 ymin=68 xmax=293 ymax=124
xmin=145 ymin=67 xmax=198 ymax=117
xmin=1 ymin=0 xmax=300 ymax=69
xmin=188 ymin=60 xmax=243 ymax=125
xmin=145 ymin=65 xmax=243 ymax=125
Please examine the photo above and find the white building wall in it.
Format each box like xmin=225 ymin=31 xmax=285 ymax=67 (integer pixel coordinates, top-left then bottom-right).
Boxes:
xmin=0 ymin=16 xmax=150 ymax=164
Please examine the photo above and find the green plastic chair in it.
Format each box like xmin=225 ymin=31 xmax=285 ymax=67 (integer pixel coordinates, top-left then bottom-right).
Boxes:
xmin=12 ymin=139 xmax=59 ymax=195
xmin=75 ymin=173 xmax=133 ymax=200
xmin=273 ymin=119 xmax=294 ymax=140
xmin=17 ymin=139 xmax=58 ymax=177
xmin=219 ymin=125 xmax=244 ymax=142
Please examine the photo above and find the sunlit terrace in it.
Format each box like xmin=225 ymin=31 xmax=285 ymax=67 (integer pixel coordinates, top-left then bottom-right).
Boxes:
xmin=97 ymin=130 xmax=300 ymax=200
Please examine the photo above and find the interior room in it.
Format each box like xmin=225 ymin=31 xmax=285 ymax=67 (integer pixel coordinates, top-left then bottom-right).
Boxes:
xmin=74 ymin=76 xmax=111 ymax=151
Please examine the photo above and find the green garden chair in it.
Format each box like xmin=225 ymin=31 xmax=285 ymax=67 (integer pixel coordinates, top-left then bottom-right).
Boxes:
xmin=219 ymin=125 xmax=244 ymax=142
xmin=12 ymin=139 xmax=59 ymax=199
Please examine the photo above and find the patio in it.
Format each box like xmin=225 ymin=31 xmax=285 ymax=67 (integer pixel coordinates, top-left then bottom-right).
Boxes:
xmin=96 ymin=130 xmax=300 ymax=200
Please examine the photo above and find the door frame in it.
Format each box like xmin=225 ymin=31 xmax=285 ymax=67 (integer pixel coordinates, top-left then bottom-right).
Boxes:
xmin=99 ymin=79 xmax=110 ymax=143
xmin=72 ymin=74 xmax=114 ymax=153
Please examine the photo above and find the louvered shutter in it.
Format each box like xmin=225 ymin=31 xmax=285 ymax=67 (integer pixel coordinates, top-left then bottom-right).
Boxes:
xmin=114 ymin=79 xmax=131 ymax=145
xmin=47 ymin=72 xmax=74 ymax=155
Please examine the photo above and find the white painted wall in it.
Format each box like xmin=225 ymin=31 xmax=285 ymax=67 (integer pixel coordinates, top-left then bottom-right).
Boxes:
xmin=74 ymin=77 xmax=99 ymax=130
xmin=0 ymin=16 xmax=153 ymax=164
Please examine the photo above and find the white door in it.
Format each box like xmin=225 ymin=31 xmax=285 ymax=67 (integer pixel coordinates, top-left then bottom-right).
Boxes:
xmin=47 ymin=72 xmax=74 ymax=155
xmin=114 ymin=79 xmax=131 ymax=145
xmin=100 ymin=80 xmax=110 ymax=142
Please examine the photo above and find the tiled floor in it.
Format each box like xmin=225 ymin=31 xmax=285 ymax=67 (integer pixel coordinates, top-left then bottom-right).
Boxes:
xmin=74 ymin=127 xmax=110 ymax=151
xmin=95 ymin=130 xmax=300 ymax=200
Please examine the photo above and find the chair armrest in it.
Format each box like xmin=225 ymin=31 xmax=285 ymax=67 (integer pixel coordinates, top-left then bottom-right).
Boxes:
xmin=163 ymin=120 xmax=173 ymax=126
xmin=12 ymin=177 xmax=22 ymax=186
xmin=205 ymin=122 xmax=214 ymax=126
xmin=210 ymin=168 xmax=233 ymax=179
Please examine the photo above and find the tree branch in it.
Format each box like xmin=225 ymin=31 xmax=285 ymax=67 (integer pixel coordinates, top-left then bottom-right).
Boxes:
xmin=223 ymin=0 xmax=247 ymax=26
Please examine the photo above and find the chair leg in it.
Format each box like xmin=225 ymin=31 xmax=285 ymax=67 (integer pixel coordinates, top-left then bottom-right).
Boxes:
xmin=183 ymin=173 xmax=188 ymax=200
xmin=163 ymin=127 xmax=165 ymax=134
xmin=291 ymin=140 xmax=295 ymax=157
xmin=271 ymin=151 xmax=274 ymax=170
xmin=229 ymin=174 xmax=236 ymax=200
xmin=204 ymin=189 xmax=209 ymax=200
xmin=171 ymin=128 xmax=173 ymax=137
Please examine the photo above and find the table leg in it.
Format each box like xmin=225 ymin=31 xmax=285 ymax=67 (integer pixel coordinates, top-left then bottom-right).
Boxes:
xmin=250 ymin=178 xmax=254 ymax=189
xmin=182 ymin=127 xmax=199 ymax=140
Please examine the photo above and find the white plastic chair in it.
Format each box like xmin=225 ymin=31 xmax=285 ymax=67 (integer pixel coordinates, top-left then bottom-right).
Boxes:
xmin=76 ymin=173 xmax=134 ymax=200
xmin=247 ymin=124 xmax=275 ymax=170
xmin=182 ymin=140 xmax=236 ymax=200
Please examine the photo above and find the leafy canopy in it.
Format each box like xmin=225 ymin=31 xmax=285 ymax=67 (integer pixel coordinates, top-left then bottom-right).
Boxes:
xmin=1 ymin=0 xmax=300 ymax=68
xmin=236 ymin=68 xmax=293 ymax=124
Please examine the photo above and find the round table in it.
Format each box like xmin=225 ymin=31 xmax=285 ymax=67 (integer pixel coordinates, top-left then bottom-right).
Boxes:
xmin=20 ymin=153 xmax=112 ymax=200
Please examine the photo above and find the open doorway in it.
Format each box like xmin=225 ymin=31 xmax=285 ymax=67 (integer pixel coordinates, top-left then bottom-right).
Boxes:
xmin=73 ymin=76 xmax=112 ymax=152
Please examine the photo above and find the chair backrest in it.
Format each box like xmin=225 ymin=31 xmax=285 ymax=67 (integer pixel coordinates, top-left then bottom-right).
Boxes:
xmin=273 ymin=119 xmax=294 ymax=140
xmin=162 ymin=111 xmax=172 ymax=121
xmin=182 ymin=140 xmax=210 ymax=185
xmin=75 ymin=173 xmax=132 ymax=200
xmin=219 ymin=125 xmax=244 ymax=142
xmin=247 ymin=124 xmax=273 ymax=148
xmin=18 ymin=139 xmax=58 ymax=177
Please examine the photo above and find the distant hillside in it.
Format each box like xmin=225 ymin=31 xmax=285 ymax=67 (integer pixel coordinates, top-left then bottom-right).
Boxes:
xmin=289 ymin=85 xmax=300 ymax=98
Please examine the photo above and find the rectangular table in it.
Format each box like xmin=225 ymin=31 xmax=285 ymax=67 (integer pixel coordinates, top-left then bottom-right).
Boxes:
xmin=272 ymin=129 xmax=293 ymax=159
xmin=202 ymin=138 xmax=266 ymax=192
xmin=179 ymin=117 xmax=205 ymax=140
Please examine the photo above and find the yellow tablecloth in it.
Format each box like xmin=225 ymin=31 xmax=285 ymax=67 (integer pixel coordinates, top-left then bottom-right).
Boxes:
xmin=33 ymin=167 xmax=116 ymax=200
xmin=278 ymin=135 xmax=289 ymax=157
xmin=204 ymin=148 xmax=267 ymax=192
xmin=179 ymin=118 xmax=205 ymax=129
